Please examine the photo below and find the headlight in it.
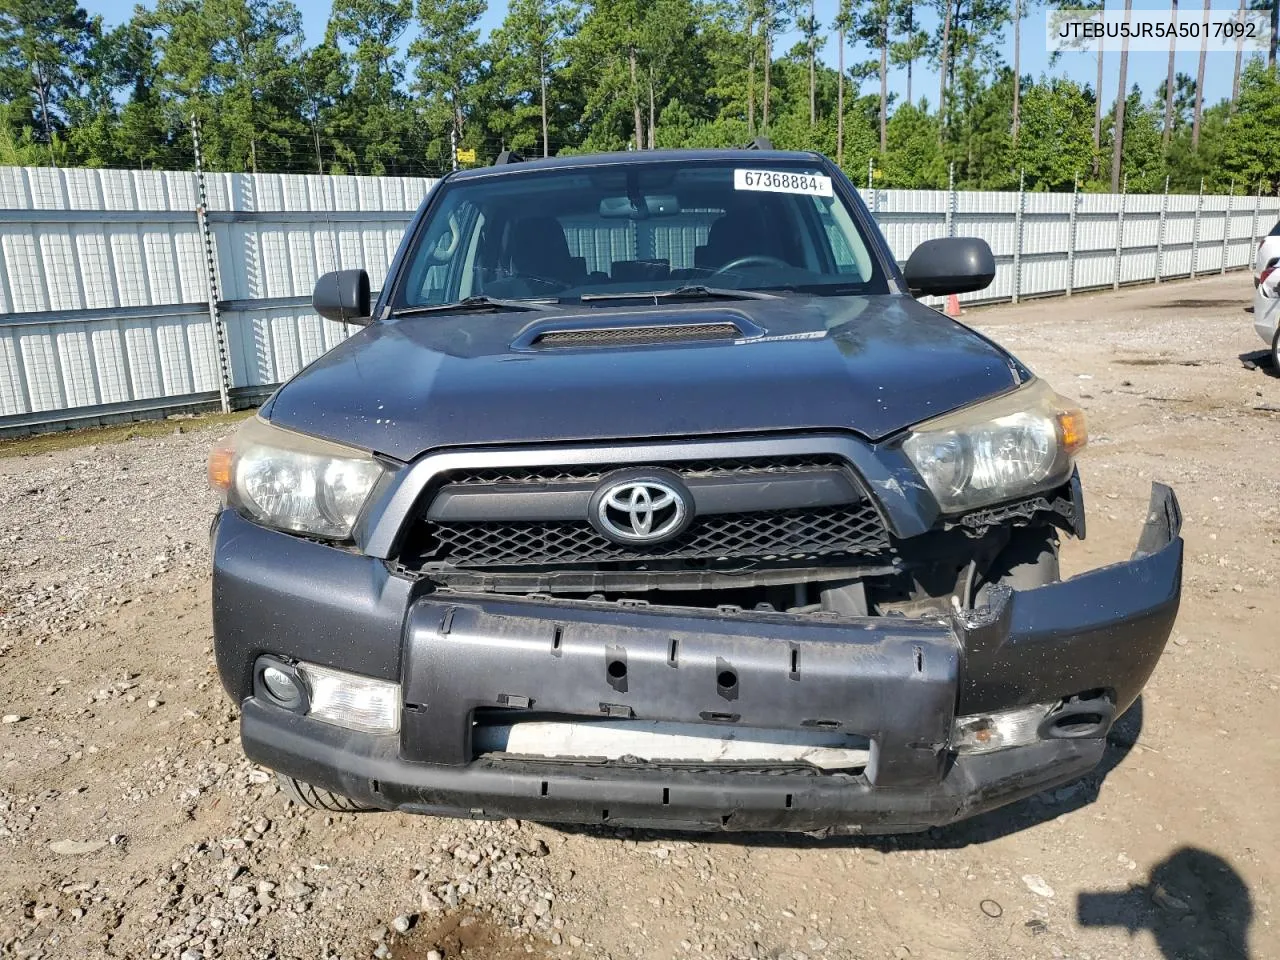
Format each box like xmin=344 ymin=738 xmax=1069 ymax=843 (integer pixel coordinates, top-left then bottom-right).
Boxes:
xmin=901 ymin=379 xmax=1087 ymax=513
xmin=208 ymin=417 xmax=385 ymax=539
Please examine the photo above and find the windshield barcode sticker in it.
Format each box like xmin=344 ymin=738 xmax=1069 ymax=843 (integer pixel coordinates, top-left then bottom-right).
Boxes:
xmin=734 ymin=169 xmax=833 ymax=197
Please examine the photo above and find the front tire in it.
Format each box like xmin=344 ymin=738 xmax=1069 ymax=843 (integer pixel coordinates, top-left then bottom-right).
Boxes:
xmin=1272 ymin=327 xmax=1280 ymax=372
xmin=277 ymin=774 xmax=378 ymax=812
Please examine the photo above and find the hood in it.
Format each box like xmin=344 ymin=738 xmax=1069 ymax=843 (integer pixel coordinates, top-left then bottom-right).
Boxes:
xmin=264 ymin=295 xmax=1021 ymax=462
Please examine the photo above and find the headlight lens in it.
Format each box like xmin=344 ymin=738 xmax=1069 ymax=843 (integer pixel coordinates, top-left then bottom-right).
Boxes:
xmin=209 ymin=417 xmax=385 ymax=539
xmin=901 ymin=379 xmax=1087 ymax=513
xmin=297 ymin=662 xmax=400 ymax=734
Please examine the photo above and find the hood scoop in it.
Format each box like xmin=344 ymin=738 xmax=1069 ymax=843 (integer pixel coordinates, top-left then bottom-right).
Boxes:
xmin=513 ymin=311 xmax=762 ymax=350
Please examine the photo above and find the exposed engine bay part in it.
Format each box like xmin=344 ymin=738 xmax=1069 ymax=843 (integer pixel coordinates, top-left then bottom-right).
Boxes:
xmin=421 ymin=525 xmax=1063 ymax=622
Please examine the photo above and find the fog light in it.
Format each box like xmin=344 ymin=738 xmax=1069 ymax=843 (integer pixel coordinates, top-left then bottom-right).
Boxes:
xmin=260 ymin=664 xmax=304 ymax=710
xmin=952 ymin=703 xmax=1053 ymax=755
xmin=296 ymin=662 xmax=400 ymax=734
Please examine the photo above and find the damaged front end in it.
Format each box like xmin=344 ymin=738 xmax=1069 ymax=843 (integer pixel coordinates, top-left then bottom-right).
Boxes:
xmin=214 ymin=461 xmax=1181 ymax=832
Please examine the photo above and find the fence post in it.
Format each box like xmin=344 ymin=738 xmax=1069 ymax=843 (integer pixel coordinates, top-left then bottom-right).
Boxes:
xmin=945 ymin=162 xmax=956 ymax=238
xmin=1113 ymin=173 xmax=1127 ymax=290
xmin=1250 ymin=180 xmax=1263 ymax=269
xmin=867 ymin=156 xmax=874 ymax=193
xmin=190 ymin=115 xmax=231 ymax=414
xmin=1012 ymin=168 xmax=1026 ymax=304
xmin=1190 ymin=177 xmax=1204 ymax=279
xmin=1155 ymin=176 xmax=1169 ymax=283
xmin=1221 ymin=180 xmax=1234 ymax=275
xmin=1066 ymin=176 xmax=1079 ymax=295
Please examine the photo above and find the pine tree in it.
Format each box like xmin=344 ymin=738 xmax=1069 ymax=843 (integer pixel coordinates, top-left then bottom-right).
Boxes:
xmin=1164 ymin=0 xmax=1177 ymax=148
xmin=1010 ymin=0 xmax=1022 ymax=147
xmin=1193 ymin=0 xmax=1208 ymax=149
xmin=1220 ymin=59 xmax=1280 ymax=188
xmin=788 ymin=0 xmax=821 ymax=125
xmin=890 ymin=0 xmax=928 ymax=105
xmin=857 ymin=0 xmax=892 ymax=153
xmin=832 ymin=0 xmax=853 ymax=163
xmin=490 ymin=0 xmax=575 ymax=156
xmin=410 ymin=0 xmax=485 ymax=166
xmin=1111 ymin=0 xmax=1131 ymax=190
xmin=0 ymin=0 xmax=96 ymax=162
xmin=151 ymin=0 xmax=310 ymax=173
xmin=326 ymin=0 xmax=418 ymax=173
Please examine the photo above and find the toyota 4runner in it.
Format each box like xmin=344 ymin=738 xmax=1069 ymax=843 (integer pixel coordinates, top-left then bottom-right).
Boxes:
xmin=208 ymin=147 xmax=1182 ymax=834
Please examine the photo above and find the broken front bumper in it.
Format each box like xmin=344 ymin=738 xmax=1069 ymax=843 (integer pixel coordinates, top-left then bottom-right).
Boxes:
xmin=214 ymin=485 xmax=1182 ymax=834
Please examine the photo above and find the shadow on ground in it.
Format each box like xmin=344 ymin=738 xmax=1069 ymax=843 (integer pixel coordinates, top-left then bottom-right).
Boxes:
xmin=1077 ymin=847 xmax=1254 ymax=959
xmin=1153 ymin=298 xmax=1237 ymax=310
xmin=1239 ymin=350 xmax=1278 ymax=378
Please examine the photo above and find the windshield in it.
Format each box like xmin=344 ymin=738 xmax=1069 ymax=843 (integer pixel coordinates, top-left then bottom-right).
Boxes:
xmin=393 ymin=159 xmax=888 ymax=308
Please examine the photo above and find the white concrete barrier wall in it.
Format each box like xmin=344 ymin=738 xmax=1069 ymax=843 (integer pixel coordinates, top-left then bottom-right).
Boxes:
xmin=1 ymin=166 xmax=1277 ymax=435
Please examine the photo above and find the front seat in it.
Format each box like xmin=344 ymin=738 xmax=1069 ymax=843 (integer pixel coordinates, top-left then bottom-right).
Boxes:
xmin=505 ymin=217 xmax=583 ymax=287
xmin=695 ymin=207 xmax=786 ymax=272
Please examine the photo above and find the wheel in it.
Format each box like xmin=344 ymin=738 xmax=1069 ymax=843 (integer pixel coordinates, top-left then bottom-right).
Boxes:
xmin=276 ymin=774 xmax=378 ymax=812
xmin=1272 ymin=327 xmax=1280 ymax=372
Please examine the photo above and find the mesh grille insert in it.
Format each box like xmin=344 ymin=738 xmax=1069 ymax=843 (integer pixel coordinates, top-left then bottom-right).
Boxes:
xmin=418 ymin=503 xmax=889 ymax=568
xmin=532 ymin=323 xmax=741 ymax=348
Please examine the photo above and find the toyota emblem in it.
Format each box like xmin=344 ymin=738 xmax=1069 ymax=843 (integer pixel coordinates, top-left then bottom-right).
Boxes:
xmin=589 ymin=470 xmax=693 ymax=545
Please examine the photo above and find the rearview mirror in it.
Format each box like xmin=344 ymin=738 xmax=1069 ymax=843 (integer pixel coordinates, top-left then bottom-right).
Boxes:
xmin=313 ymin=269 xmax=372 ymax=324
xmin=902 ymin=237 xmax=995 ymax=298
xmin=599 ymin=194 xmax=682 ymax=218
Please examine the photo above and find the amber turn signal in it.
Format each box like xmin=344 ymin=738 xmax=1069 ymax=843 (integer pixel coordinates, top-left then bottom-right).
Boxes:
xmin=208 ymin=442 xmax=234 ymax=493
xmin=1056 ymin=409 xmax=1088 ymax=456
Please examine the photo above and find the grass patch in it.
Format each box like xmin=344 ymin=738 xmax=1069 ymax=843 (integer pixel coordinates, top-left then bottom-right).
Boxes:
xmin=0 ymin=409 xmax=255 ymax=459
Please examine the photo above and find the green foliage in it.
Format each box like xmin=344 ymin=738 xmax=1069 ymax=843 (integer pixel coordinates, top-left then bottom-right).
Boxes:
xmin=880 ymin=102 xmax=945 ymax=187
xmin=487 ymin=0 xmax=577 ymax=155
xmin=1 ymin=0 xmax=1277 ymax=195
xmin=1217 ymin=59 xmax=1280 ymax=192
xmin=1013 ymin=77 xmax=1097 ymax=190
xmin=410 ymin=0 xmax=485 ymax=146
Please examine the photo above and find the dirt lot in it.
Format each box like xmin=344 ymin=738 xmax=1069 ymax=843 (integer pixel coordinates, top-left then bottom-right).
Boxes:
xmin=1 ymin=272 xmax=1277 ymax=960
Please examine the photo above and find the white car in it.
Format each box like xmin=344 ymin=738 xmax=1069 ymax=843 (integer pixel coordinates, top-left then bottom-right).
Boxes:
xmin=1255 ymin=219 xmax=1280 ymax=286
xmin=1252 ymin=256 xmax=1280 ymax=369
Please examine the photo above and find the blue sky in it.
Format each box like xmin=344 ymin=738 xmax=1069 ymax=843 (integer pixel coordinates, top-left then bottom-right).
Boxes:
xmin=80 ymin=0 xmax=1243 ymax=110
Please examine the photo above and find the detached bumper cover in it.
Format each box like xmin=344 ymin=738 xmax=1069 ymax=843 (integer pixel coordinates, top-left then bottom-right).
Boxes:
xmin=215 ymin=485 xmax=1182 ymax=833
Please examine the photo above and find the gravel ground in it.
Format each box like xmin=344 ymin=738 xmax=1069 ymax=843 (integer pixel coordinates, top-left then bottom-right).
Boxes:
xmin=1 ymin=272 xmax=1277 ymax=960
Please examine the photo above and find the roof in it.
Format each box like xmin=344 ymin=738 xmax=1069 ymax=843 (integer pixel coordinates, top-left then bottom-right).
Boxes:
xmin=449 ymin=148 xmax=826 ymax=180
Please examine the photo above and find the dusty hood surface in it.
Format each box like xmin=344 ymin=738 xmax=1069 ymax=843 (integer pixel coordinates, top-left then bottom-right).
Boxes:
xmin=264 ymin=294 xmax=1021 ymax=461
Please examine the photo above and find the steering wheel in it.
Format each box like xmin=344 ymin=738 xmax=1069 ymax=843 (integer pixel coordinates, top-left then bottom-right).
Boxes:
xmin=712 ymin=254 xmax=791 ymax=277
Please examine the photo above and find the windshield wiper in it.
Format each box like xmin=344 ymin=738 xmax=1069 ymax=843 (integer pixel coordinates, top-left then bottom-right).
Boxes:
xmin=391 ymin=295 xmax=554 ymax=317
xmin=578 ymin=285 xmax=780 ymax=304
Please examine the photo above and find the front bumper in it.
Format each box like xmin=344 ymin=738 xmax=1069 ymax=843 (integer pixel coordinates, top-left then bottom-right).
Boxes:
xmin=213 ymin=485 xmax=1182 ymax=834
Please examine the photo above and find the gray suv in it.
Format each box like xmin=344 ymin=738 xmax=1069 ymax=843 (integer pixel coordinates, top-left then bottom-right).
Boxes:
xmin=209 ymin=147 xmax=1182 ymax=833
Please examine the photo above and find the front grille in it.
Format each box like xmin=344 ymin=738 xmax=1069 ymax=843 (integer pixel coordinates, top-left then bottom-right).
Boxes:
xmin=418 ymin=503 xmax=889 ymax=568
xmin=533 ymin=322 xmax=741 ymax=348
xmin=441 ymin=455 xmax=844 ymax=486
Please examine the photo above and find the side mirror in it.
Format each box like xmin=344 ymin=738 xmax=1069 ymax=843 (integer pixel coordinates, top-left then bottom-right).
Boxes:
xmin=902 ymin=237 xmax=995 ymax=298
xmin=313 ymin=269 xmax=372 ymax=324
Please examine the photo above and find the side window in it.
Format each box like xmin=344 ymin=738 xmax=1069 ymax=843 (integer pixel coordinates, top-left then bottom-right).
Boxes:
xmin=408 ymin=204 xmax=481 ymax=305
xmin=457 ymin=211 xmax=485 ymax=297
xmin=823 ymin=212 xmax=858 ymax=272
xmin=820 ymin=197 xmax=872 ymax=281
